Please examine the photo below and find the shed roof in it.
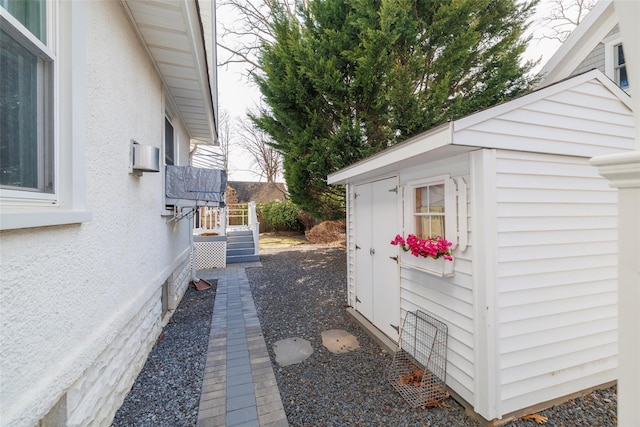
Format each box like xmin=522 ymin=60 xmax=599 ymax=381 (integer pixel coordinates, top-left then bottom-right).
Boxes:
xmin=328 ymin=69 xmax=633 ymax=185
xmin=121 ymin=0 xmax=217 ymax=145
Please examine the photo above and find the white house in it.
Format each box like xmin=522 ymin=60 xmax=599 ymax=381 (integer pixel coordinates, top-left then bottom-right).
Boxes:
xmin=0 ymin=1 xmax=220 ymax=426
xmin=328 ymin=70 xmax=634 ymax=424
xmin=538 ymin=0 xmax=629 ymax=94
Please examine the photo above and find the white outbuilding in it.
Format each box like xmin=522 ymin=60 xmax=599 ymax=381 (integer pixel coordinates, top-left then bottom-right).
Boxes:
xmin=328 ymin=69 xmax=634 ymax=424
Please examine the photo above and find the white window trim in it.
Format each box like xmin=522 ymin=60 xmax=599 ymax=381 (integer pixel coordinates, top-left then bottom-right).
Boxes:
xmin=0 ymin=1 xmax=91 ymax=230
xmin=161 ymin=97 xmax=178 ymax=216
xmin=0 ymin=6 xmax=56 ymax=203
xmin=405 ymin=174 xmax=458 ymax=247
xmin=603 ymin=34 xmax=629 ymax=89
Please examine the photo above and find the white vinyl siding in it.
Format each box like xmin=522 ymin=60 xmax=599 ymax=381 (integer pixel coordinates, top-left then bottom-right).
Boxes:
xmin=494 ymin=150 xmax=617 ymax=415
xmin=454 ymin=78 xmax=634 ymax=158
xmin=398 ymin=153 xmax=474 ymax=403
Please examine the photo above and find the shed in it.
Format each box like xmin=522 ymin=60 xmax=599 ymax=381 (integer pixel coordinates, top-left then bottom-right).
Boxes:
xmin=327 ymin=69 xmax=634 ymax=424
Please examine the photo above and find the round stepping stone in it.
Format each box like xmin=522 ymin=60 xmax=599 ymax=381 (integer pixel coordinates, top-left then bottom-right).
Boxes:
xmin=272 ymin=337 xmax=313 ymax=366
xmin=321 ymin=329 xmax=360 ymax=354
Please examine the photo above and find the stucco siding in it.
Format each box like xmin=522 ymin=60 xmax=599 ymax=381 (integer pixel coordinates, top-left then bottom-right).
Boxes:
xmin=0 ymin=2 xmax=194 ymax=426
xmin=494 ymin=150 xmax=617 ymax=415
xmin=398 ymin=153 xmax=475 ymax=403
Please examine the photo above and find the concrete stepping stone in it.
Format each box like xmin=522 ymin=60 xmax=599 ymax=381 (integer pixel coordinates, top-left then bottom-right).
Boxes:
xmin=321 ymin=329 xmax=360 ymax=354
xmin=273 ymin=337 xmax=313 ymax=366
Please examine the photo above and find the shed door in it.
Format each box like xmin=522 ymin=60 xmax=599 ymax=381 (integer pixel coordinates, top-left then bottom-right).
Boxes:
xmin=354 ymin=177 xmax=400 ymax=340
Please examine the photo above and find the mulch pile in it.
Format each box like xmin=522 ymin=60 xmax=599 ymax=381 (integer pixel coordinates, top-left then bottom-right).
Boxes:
xmin=305 ymin=220 xmax=346 ymax=246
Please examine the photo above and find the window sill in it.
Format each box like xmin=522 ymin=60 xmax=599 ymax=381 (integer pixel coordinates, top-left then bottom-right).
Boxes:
xmin=0 ymin=209 xmax=92 ymax=230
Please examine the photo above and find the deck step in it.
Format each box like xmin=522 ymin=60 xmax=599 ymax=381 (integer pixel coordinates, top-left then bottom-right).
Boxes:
xmin=226 ymin=254 xmax=261 ymax=264
xmin=226 ymin=230 xmax=259 ymax=264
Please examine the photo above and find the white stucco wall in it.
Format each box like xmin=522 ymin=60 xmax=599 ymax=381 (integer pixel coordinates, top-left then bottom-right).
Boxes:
xmin=0 ymin=2 xmax=193 ymax=426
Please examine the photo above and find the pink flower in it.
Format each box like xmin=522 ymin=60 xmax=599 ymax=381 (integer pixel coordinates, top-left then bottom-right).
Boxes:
xmin=389 ymin=234 xmax=453 ymax=261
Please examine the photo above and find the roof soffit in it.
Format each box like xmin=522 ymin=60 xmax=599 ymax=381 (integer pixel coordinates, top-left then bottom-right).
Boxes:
xmin=120 ymin=0 xmax=217 ymax=145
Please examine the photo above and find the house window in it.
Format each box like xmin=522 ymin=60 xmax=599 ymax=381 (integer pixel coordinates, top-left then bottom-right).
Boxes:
xmin=414 ymin=183 xmax=445 ymax=239
xmin=1 ymin=1 xmax=91 ymax=230
xmin=0 ymin=1 xmax=54 ymax=196
xmin=165 ymin=116 xmax=175 ymax=166
xmin=614 ymin=44 xmax=628 ymax=89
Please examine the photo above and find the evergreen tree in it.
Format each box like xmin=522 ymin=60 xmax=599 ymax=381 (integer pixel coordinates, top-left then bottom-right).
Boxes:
xmin=253 ymin=0 xmax=538 ymax=219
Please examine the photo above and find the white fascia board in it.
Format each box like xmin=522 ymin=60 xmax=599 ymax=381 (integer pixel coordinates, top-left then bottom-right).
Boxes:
xmin=454 ymin=69 xmax=631 ymax=133
xmin=327 ymin=123 xmax=453 ymax=185
xmin=536 ymin=0 xmax=616 ymax=88
xmin=182 ymin=0 xmax=217 ymax=145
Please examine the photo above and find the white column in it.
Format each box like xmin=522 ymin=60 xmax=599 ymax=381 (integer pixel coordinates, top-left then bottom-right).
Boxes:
xmin=591 ymin=2 xmax=640 ymax=425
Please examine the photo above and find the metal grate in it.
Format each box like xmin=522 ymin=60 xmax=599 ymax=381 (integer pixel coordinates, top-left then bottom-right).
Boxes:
xmin=193 ymin=241 xmax=226 ymax=269
xmin=388 ymin=310 xmax=448 ymax=408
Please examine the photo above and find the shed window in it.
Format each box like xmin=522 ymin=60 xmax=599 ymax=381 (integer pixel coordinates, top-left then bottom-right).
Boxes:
xmin=414 ymin=183 xmax=445 ymax=239
xmin=405 ymin=175 xmax=459 ymax=249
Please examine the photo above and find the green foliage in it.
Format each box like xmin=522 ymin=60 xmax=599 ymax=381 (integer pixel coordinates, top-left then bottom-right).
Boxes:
xmin=259 ymin=200 xmax=303 ymax=231
xmin=253 ymin=0 xmax=538 ymax=219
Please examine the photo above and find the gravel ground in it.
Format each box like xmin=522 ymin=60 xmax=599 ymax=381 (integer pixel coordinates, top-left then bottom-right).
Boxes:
xmin=247 ymin=245 xmax=618 ymax=427
xmin=112 ymin=284 xmax=215 ymax=427
xmin=111 ymin=244 xmax=617 ymax=426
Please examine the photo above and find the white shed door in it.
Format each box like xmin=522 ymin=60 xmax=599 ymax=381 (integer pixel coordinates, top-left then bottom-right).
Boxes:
xmin=354 ymin=177 xmax=400 ymax=340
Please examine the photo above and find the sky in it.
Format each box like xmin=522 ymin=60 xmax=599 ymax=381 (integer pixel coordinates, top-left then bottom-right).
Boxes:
xmin=216 ymin=0 xmax=567 ymax=182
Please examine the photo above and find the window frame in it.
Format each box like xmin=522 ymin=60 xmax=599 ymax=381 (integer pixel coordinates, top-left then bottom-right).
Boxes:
xmin=405 ymin=174 xmax=458 ymax=248
xmin=164 ymin=115 xmax=175 ymax=167
xmin=413 ymin=181 xmax=446 ymax=240
xmin=162 ymin=108 xmax=178 ymax=214
xmin=613 ymin=43 xmax=628 ymax=89
xmin=0 ymin=1 xmax=91 ymax=230
xmin=604 ymin=35 xmax=630 ymax=90
xmin=0 ymin=4 xmax=56 ymax=203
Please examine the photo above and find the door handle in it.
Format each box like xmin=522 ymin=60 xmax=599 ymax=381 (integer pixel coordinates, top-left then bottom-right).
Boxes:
xmin=370 ymin=248 xmax=375 ymax=255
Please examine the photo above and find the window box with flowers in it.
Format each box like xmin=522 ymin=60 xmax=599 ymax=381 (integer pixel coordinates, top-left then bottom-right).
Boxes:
xmin=395 ymin=174 xmax=464 ymax=277
xmin=391 ymin=234 xmax=455 ymax=277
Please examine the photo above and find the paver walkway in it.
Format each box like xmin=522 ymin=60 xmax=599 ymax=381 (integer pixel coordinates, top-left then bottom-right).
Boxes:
xmin=197 ymin=264 xmax=289 ymax=427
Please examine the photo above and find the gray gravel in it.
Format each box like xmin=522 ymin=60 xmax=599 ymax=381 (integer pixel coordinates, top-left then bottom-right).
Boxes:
xmin=112 ymin=284 xmax=215 ymax=427
xmin=111 ymin=244 xmax=617 ymax=426
xmin=247 ymin=245 xmax=618 ymax=427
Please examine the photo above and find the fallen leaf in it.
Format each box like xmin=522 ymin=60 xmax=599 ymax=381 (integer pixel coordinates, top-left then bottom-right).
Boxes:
xmin=522 ymin=413 xmax=549 ymax=424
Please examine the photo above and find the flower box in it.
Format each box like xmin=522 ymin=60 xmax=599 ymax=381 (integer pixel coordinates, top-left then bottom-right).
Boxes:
xmin=392 ymin=234 xmax=455 ymax=277
xmin=401 ymin=255 xmax=455 ymax=277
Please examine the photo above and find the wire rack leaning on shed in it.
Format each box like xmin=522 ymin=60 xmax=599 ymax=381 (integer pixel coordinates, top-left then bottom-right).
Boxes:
xmin=388 ymin=310 xmax=449 ymax=408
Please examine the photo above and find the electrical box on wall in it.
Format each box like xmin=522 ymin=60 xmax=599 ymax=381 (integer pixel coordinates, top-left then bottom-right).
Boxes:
xmin=130 ymin=140 xmax=160 ymax=176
